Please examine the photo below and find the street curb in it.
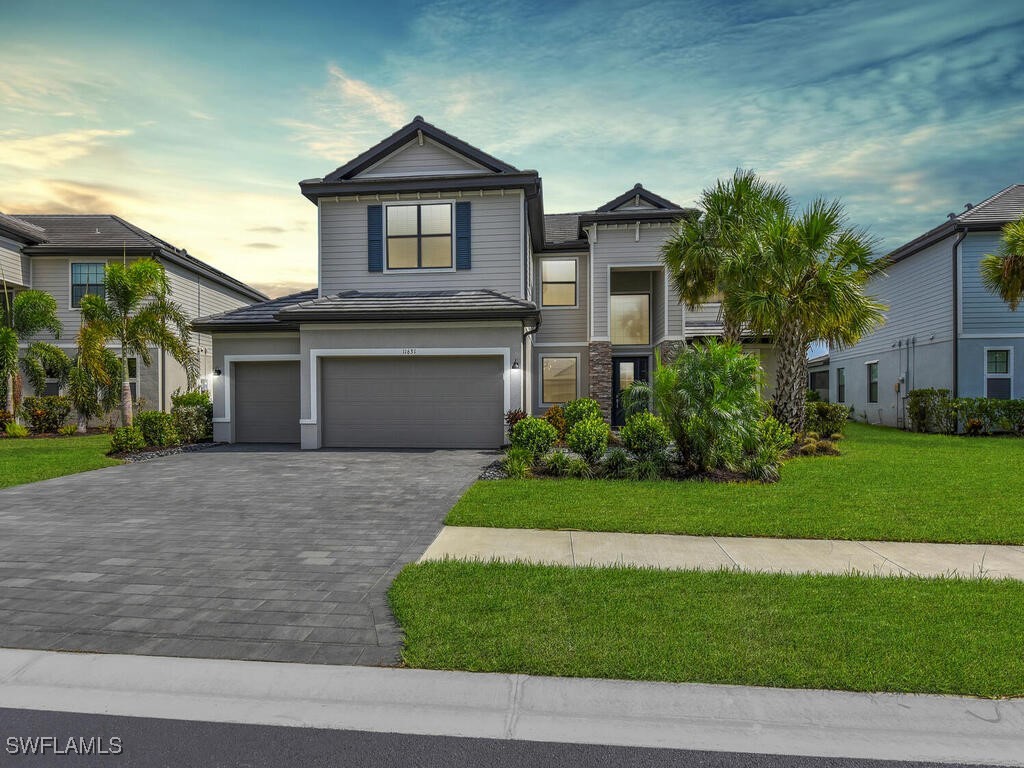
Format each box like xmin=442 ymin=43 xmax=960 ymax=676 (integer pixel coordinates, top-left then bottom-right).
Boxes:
xmin=0 ymin=648 xmax=1021 ymax=765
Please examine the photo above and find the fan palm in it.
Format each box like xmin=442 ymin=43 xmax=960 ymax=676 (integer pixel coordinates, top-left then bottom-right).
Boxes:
xmin=736 ymin=199 xmax=886 ymax=432
xmin=1 ymin=269 xmax=64 ymax=417
xmin=78 ymin=258 xmax=197 ymax=426
xmin=980 ymin=218 xmax=1024 ymax=310
xmin=662 ymin=169 xmax=788 ymax=342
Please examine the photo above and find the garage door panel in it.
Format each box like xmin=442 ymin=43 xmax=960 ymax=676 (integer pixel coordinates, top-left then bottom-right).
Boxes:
xmin=234 ymin=361 xmax=300 ymax=444
xmin=321 ymin=356 xmax=503 ymax=449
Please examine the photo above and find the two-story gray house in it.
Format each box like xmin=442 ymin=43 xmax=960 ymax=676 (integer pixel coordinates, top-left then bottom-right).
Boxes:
xmin=828 ymin=184 xmax=1024 ymax=427
xmin=0 ymin=212 xmax=265 ymax=409
xmin=194 ymin=117 xmax=778 ymax=449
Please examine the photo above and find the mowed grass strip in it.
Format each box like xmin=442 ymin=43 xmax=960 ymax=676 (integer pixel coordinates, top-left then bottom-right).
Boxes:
xmin=447 ymin=423 xmax=1024 ymax=544
xmin=0 ymin=434 xmax=120 ymax=489
xmin=390 ymin=561 xmax=1024 ymax=698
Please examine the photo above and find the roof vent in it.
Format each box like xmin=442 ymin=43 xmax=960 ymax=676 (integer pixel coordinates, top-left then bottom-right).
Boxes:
xmin=963 ymin=202 xmax=974 ymax=210
xmin=947 ymin=213 xmax=957 ymax=220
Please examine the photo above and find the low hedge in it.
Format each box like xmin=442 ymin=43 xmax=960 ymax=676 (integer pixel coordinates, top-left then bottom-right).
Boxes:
xmin=905 ymin=388 xmax=1024 ymax=436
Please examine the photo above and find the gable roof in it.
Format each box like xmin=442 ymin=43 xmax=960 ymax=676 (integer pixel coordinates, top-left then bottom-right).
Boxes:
xmin=0 ymin=212 xmax=47 ymax=244
xmin=318 ymin=116 xmax=520 ymax=183
xmin=887 ymin=184 xmax=1024 ymax=264
xmin=16 ymin=214 xmax=267 ymax=302
xmin=596 ymin=183 xmax=685 ymax=212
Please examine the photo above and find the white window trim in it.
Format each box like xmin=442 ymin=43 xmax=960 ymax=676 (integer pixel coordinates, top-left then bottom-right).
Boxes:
xmin=382 ymin=199 xmax=456 ymax=274
xmin=538 ymin=256 xmax=579 ymax=309
xmin=538 ymin=352 xmax=580 ymax=408
xmin=865 ymin=360 xmax=879 ymax=403
xmin=68 ymin=259 xmax=107 ymax=311
xmin=984 ymin=347 xmax=1013 ymax=399
xmin=304 ymin=348 xmax=512 ymax=427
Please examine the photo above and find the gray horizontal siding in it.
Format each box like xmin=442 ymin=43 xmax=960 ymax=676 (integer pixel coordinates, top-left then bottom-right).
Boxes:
xmin=0 ymin=236 xmax=26 ymax=287
xmin=831 ymin=236 xmax=954 ymax=364
xmin=319 ymin=193 xmax=524 ymax=297
xmin=25 ymin=256 xmax=82 ymax=341
xmin=535 ymin=252 xmax=587 ymax=344
xmin=357 ymin=139 xmax=484 ymax=178
xmin=961 ymin=231 xmax=1024 ymax=335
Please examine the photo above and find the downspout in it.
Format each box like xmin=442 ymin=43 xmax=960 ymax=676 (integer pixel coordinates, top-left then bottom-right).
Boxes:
xmin=951 ymin=227 xmax=968 ymax=397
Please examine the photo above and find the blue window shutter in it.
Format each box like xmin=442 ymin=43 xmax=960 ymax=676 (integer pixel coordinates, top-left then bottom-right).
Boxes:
xmin=367 ymin=205 xmax=383 ymax=272
xmin=455 ymin=201 xmax=471 ymax=270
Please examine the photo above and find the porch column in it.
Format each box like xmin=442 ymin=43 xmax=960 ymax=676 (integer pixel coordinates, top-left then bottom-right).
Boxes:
xmin=588 ymin=340 xmax=613 ymax=421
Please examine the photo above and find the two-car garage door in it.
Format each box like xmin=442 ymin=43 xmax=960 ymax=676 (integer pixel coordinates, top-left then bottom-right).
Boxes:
xmin=320 ymin=356 xmax=504 ymax=449
xmin=232 ymin=356 xmax=504 ymax=448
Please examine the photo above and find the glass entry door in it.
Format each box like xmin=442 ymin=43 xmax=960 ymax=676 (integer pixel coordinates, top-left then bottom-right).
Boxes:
xmin=612 ymin=357 xmax=649 ymax=426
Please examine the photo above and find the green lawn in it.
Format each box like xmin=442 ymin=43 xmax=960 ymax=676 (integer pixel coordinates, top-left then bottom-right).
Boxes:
xmin=390 ymin=561 xmax=1024 ymax=698
xmin=448 ymin=423 xmax=1024 ymax=544
xmin=0 ymin=434 xmax=120 ymax=489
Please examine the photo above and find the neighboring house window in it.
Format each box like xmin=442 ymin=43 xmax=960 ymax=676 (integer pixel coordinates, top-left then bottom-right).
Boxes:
xmin=385 ymin=203 xmax=452 ymax=270
xmin=866 ymin=362 xmax=878 ymax=403
xmin=985 ymin=349 xmax=1012 ymax=400
xmin=809 ymin=371 xmax=828 ymax=391
xmin=542 ymin=357 xmax=577 ymax=404
xmin=541 ymin=260 xmax=577 ymax=307
xmin=610 ymin=294 xmax=650 ymax=345
xmin=127 ymin=357 xmax=138 ymax=400
xmin=837 ymin=368 xmax=846 ymax=402
xmin=71 ymin=263 xmax=105 ymax=308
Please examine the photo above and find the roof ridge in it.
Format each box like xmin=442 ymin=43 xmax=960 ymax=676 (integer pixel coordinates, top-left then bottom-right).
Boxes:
xmin=958 ymin=183 xmax=1024 ymax=220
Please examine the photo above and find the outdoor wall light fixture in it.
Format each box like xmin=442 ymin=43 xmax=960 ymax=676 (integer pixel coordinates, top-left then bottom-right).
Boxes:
xmin=512 ymin=359 xmax=520 ymax=369
xmin=213 ymin=369 xmax=222 ymax=377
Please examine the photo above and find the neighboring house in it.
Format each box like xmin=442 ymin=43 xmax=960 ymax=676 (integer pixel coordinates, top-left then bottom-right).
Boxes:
xmin=829 ymin=184 xmax=1024 ymax=428
xmin=0 ymin=212 xmax=266 ymax=410
xmin=194 ymin=116 xmax=778 ymax=449
xmin=807 ymin=354 xmax=830 ymax=402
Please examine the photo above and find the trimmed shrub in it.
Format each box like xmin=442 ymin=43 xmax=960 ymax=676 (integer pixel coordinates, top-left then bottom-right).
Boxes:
xmin=620 ymin=411 xmax=670 ymax=460
xmin=502 ymin=446 xmax=534 ymax=479
xmin=758 ymin=415 xmax=795 ymax=454
xmin=601 ymin=446 xmax=632 ymax=479
xmin=567 ymin=416 xmax=610 ymax=465
xmin=563 ymin=398 xmax=601 ymax=432
xmin=135 ymin=410 xmax=180 ymax=447
xmin=542 ymin=405 xmax=567 ymax=441
xmin=1000 ymin=400 xmax=1024 ymax=436
xmin=5 ymin=422 xmax=29 ymax=438
xmin=110 ymin=425 xmax=145 ymax=453
xmin=503 ymin=409 xmax=527 ymax=431
xmin=171 ymin=390 xmax=213 ymax=443
xmin=21 ymin=395 xmax=72 ymax=434
xmin=906 ymin=388 xmax=951 ymax=433
xmin=541 ymin=450 xmax=572 ymax=477
xmin=509 ymin=416 xmax=557 ymax=458
xmin=804 ymin=401 xmax=848 ymax=437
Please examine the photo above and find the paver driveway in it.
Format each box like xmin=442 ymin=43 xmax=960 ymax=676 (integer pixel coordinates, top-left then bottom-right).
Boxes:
xmin=0 ymin=446 xmax=490 ymax=665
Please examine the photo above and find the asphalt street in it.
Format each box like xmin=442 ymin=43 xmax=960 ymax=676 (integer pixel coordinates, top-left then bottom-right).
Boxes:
xmin=0 ymin=708 xmax=1001 ymax=768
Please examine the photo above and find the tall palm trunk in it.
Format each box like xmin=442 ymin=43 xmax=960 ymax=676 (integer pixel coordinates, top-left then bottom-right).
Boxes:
xmin=120 ymin=353 xmax=133 ymax=427
xmin=722 ymin=313 xmax=743 ymax=344
xmin=4 ymin=374 xmax=13 ymax=416
xmin=773 ymin=321 xmax=809 ymax=433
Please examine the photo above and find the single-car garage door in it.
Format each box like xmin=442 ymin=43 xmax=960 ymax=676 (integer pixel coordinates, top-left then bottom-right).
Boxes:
xmin=321 ymin=356 xmax=503 ymax=449
xmin=234 ymin=361 xmax=300 ymax=443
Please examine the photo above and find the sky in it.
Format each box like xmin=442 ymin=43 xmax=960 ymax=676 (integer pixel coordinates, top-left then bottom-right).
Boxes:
xmin=1 ymin=0 xmax=1022 ymax=298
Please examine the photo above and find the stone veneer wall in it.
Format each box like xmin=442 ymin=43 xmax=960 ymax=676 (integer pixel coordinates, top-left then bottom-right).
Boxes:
xmin=658 ymin=340 xmax=684 ymax=365
xmin=587 ymin=341 xmax=613 ymax=421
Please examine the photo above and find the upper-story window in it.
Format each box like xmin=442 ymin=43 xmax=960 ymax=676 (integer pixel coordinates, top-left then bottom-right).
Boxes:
xmin=541 ymin=259 xmax=577 ymax=307
xmin=610 ymin=294 xmax=650 ymax=345
xmin=386 ymin=203 xmax=453 ymax=270
xmin=71 ymin=262 xmax=105 ymax=308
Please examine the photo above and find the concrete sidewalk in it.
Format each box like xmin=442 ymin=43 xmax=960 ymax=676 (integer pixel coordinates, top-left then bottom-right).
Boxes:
xmin=1 ymin=648 xmax=1022 ymax=765
xmin=419 ymin=526 xmax=1024 ymax=580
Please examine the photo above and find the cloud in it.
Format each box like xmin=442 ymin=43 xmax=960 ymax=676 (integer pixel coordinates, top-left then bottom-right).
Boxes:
xmin=248 ymin=225 xmax=289 ymax=233
xmin=245 ymin=242 xmax=279 ymax=249
xmin=1 ymin=178 xmax=145 ymax=215
xmin=249 ymin=280 xmax=316 ymax=299
xmin=187 ymin=110 xmax=215 ymax=121
xmin=0 ymin=129 xmax=132 ymax=170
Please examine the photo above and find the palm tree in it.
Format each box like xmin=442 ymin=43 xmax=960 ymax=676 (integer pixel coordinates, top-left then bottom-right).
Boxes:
xmin=1 ymin=270 xmax=63 ymax=417
xmin=980 ymin=217 xmax=1024 ymax=310
xmin=736 ymin=199 xmax=886 ymax=432
xmin=662 ymin=169 xmax=788 ymax=342
xmin=78 ymin=258 xmax=197 ymax=427
xmin=66 ymin=348 xmax=122 ymax=433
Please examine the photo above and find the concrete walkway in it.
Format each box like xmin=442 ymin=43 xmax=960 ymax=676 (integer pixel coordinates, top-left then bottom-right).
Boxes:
xmin=0 ymin=648 xmax=1021 ymax=765
xmin=420 ymin=526 xmax=1024 ymax=580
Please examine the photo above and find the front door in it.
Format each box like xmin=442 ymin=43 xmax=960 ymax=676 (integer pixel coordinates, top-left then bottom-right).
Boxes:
xmin=612 ymin=356 xmax=649 ymax=426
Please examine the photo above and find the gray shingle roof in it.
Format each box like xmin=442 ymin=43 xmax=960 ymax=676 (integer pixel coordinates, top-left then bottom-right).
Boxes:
xmin=542 ymin=213 xmax=586 ymax=247
xmin=596 ymin=183 xmax=685 ymax=212
xmin=957 ymin=184 xmax=1024 ymax=224
xmin=192 ymin=288 xmax=318 ymax=331
xmin=15 ymin=214 xmax=267 ymax=302
xmin=0 ymin=212 xmax=47 ymax=244
xmin=278 ymin=289 xmax=538 ymax=322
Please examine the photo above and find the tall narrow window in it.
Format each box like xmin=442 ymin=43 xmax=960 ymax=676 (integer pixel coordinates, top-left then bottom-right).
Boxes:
xmin=541 ymin=357 xmax=577 ymax=404
xmin=985 ymin=349 xmax=1012 ymax=400
xmin=610 ymin=294 xmax=650 ymax=345
xmin=385 ymin=203 xmax=452 ymax=270
xmin=867 ymin=362 xmax=878 ymax=403
xmin=540 ymin=260 xmax=577 ymax=307
xmin=836 ymin=367 xmax=846 ymax=402
xmin=71 ymin=263 xmax=105 ymax=308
